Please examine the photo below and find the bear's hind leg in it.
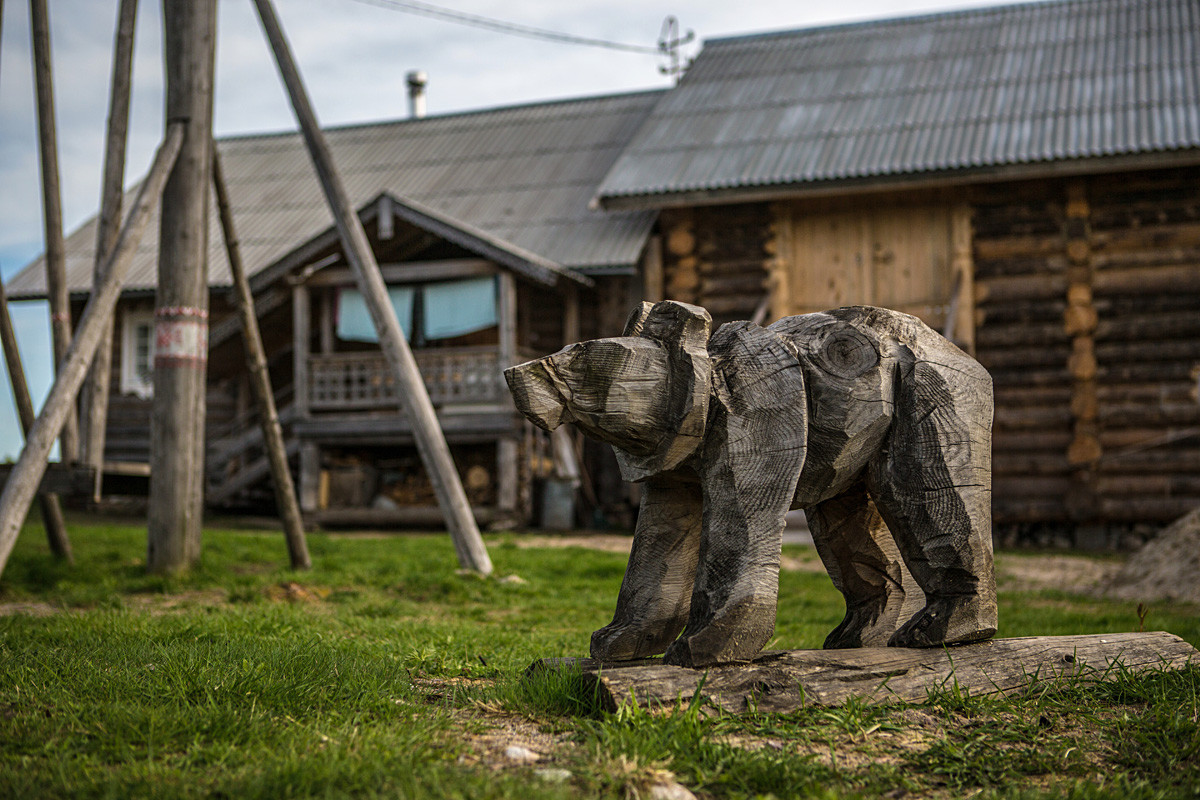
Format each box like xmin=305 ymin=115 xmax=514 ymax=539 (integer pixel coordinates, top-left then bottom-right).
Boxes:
xmin=869 ymin=360 xmax=997 ymax=648
xmin=807 ymin=482 xmax=923 ymax=649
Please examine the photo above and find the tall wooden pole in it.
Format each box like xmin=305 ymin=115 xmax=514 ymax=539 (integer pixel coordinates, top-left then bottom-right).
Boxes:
xmin=212 ymin=150 xmax=311 ymax=570
xmin=80 ymin=0 xmax=139 ymax=502
xmin=29 ymin=0 xmax=79 ymax=464
xmin=0 ymin=126 xmax=184 ymax=580
xmin=0 ymin=280 xmax=73 ymax=562
xmin=147 ymin=0 xmax=217 ymax=574
xmin=252 ymin=0 xmax=492 ymax=575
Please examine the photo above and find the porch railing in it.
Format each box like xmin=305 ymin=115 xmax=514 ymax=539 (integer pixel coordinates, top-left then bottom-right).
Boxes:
xmin=308 ymin=347 xmax=519 ymax=411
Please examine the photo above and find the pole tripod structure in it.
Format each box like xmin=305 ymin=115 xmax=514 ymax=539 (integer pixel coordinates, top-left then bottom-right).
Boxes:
xmin=0 ymin=279 xmax=73 ymax=562
xmin=0 ymin=125 xmax=185 ymax=579
xmin=80 ymin=0 xmax=139 ymax=503
xmin=147 ymin=0 xmax=217 ymax=573
xmin=212 ymin=149 xmax=312 ymax=571
xmin=252 ymin=0 xmax=492 ymax=575
xmin=29 ymin=0 xmax=79 ymax=464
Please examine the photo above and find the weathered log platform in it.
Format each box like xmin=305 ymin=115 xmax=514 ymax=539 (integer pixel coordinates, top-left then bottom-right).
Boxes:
xmin=530 ymin=632 xmax=1199 ymax=713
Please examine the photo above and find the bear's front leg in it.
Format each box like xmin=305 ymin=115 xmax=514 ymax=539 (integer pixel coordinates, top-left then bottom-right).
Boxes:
xmin=591 ymin=479 xmax=702 ymax=661
xmin=662 ymin=321 xmax=809 ymax=668
xmin=661 ymin=461 xmax=796 ymax=668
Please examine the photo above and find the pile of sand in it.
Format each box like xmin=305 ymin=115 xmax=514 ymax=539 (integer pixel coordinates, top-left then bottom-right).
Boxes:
xmin=1104 ymin=507 xmax=1200 ymax=605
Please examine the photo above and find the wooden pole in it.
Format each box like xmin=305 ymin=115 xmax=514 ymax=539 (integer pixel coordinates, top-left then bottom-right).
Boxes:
xmin=212 ymin=150 xmax=311 ymax=570
xmin=0 ymin=125 xmax=185 ymax=579
xmin=80 ymin=0 xmax=139 ymax=503
xmin=252 ymin=0 xmax=492 ymax=575
xmin=29 ymin=0 xmax=79 ymax=464
xmin=0 ymin=279 xmax=73 ymax=562
xmin=148 ymin=0 xmax=217 ymax=574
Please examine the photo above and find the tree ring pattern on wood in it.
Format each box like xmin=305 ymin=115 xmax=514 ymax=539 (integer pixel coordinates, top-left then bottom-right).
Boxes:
xmin=809 ymin=323 xmax=879 ymax=380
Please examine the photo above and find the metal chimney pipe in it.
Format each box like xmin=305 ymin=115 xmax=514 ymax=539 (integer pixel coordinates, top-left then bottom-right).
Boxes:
xmin=406 ymin=69 xmax=427 ymax=119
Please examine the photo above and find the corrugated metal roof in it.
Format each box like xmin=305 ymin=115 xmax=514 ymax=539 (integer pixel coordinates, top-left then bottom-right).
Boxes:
xmin=596 ymin=0 xmax=1200 ymax=205
xmin=7 ymin=91 xmax=661 ymax=299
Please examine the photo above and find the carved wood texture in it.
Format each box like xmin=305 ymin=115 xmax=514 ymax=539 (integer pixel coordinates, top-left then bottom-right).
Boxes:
xmin=531 ymin=632 xmax=1199 ymax=712
xmin=505 ymin=301 xmax=997 ymax=668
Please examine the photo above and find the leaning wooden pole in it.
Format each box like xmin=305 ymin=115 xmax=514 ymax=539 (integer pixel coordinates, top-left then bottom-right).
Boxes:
xmin=252 ymin=0 xmax=492 ymax=575
xmin=0 ymin=125 xmax=184 ymax=579
xmin=0 ymin=279 xmax=73 ymax=562
xmin=29 ymin=0 xmax=79 ymax=463
xmin=212 ymin=150 xmax=311 ymax=570
xmin=147 ymin=0 xmax=217 ymax=574
xmin=80 ymin=0 xmax=139 ymax=503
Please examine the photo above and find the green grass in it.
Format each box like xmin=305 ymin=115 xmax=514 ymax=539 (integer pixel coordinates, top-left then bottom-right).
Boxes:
xmin=1 ymin=514 xmax=1198 ymax=799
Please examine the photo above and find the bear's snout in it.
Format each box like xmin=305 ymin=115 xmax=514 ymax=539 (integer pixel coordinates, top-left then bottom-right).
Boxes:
xmin=504 ymin=357 xmax=572 ymax=432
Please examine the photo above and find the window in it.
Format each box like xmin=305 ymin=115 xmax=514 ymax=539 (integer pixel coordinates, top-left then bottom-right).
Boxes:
xmin=121 ymin=310 xmax=155 ymax=398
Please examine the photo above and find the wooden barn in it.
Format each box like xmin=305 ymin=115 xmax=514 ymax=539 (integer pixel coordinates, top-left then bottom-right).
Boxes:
xmin=5 ymin=92 xmax=661 ymax=526
xmin=594 ymin=0 xmax=1200 ymax=545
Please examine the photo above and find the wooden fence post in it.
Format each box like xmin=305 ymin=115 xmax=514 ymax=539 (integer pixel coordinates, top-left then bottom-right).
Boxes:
xmin=212 ymin=149 xmax=311 ymax=570
xmin=147 ymin=0 xmax=217 ymax=574
xmin=0 ymin=279 xmax=72 ymax=561
xmin=29 ymin=0 xmax=79 ymax=464
xmin=80 ymin=0 xmax=139 ymax=502
xmin=252 ymin=0 xmax=492 ymax=575
xmin=0 ymin=125 xmax=185 ymax=579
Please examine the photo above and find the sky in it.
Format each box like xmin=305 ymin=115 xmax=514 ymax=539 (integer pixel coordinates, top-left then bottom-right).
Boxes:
xmin=0 ymin=0 xmax=1025 ymax=460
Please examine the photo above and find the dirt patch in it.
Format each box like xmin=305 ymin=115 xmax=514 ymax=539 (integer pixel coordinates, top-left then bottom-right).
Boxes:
xmin=1103 ymin=508 xmax=1200 ymax=605
xmin=994 ymin=553 xmax=1121 ymax=593
xmin=513 ymin=534 xmax=634 ymax=554
xmin=124 ymin=588 xmax=229 ymax=613
xmin=513 ymin=534 xmax=1120 ymax=592
xmin=0 ymin=601 xmax=61 ymax=617
xmin=265 ymin=582 xmax=331 ymax=603
xmin=411 ymin=677 xmax=575 ymax=771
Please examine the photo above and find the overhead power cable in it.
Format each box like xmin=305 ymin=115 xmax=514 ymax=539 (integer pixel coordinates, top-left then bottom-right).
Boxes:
xmin=348 ymin=0 xmax=663 ymax=55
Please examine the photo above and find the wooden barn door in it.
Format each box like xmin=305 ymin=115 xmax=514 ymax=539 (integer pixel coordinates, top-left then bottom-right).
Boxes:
xmin=773 ymin=200 xmax=973 ymax=349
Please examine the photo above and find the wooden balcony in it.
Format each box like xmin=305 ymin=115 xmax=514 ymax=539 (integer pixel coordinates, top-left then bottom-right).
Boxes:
xmin=307 ymin=346 xmax=519 ymax=411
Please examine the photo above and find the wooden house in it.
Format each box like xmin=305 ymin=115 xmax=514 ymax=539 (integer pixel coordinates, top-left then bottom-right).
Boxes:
xmin=594 ymin=0 xmax=1200 ymax=545
xmin=5 ymin=91 xmax=662 ymax=525
xmin=8 ymin=0 xmax=1200 ymax=541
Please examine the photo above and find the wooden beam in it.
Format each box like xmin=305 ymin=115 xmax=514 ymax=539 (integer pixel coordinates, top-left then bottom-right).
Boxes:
xmin=304 ymin=259 xmax=496 ymax=287
xmin=533 ymin=632 xmax=1200 ymax=713
xmin=497 ymin=271 xmax=518 ymax=368
xmin=29 ymin=0 xmax=78 ymax=463
xmin=0 ymin=278 xmax=72 ymax=561
xmin=148 ymin=0 xmax=217 ymax=574
xmin=641 ymin=234 xmax=664 ymax=303
xmin=0 ymin=125 xmax=184 ymax=579
xmin=80 ymin=0 xmax=138 ymax=501
xmin=253 ymin=0 xmax=492 ymax=574
xmin=214 ymin=150 xmax=310 ymax=570
xmin=317 ymin=289 xmax=333 ymax=354
xmin=291 ymin=284 xmax=309 ymax=420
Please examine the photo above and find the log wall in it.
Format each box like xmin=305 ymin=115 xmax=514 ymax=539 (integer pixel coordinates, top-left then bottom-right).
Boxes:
xmin=974 ymin=167 xmax=1200 ymax=543
xmin=658 ymin=166 xmax=1200 ymax=544
xmin=659 ymin=204 xmax=773 ymax=325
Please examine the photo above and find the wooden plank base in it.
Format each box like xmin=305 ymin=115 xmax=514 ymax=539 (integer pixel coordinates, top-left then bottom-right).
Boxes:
xmin=529 ymin=632 xmax=1199 ymax=713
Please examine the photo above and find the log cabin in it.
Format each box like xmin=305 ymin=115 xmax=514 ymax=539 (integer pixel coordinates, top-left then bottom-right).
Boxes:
xmin=593 ymin=0 xmax=1200 ymax=546
xmin=5 ymin=0 xmax=1199 ymax=542
xmin=4 ymin=91 xmax=662 ymax=526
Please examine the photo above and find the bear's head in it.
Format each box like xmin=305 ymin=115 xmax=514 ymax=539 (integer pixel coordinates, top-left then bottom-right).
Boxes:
xmin=504 ymin=301 xmax=713 ymax=481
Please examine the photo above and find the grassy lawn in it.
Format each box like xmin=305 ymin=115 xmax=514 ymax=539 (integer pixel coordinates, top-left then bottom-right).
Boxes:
xmin=1 ymin=515 xmax=1197 ymax=799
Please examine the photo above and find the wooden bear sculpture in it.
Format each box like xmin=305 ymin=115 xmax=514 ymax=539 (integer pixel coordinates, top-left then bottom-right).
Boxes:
xmin=505 ymin=301 xmax=997 ymax=668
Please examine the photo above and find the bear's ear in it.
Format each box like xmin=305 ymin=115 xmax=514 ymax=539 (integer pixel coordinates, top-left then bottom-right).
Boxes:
xmin=623 ymin=302 xmax=655 ymax=337
xmin=612 ymin=301 xmax=714 ymax=482
xmin=636 ymin=301 xmax=711 ymax=352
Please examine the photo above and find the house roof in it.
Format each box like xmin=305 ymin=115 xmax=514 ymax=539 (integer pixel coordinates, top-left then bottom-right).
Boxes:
xmin=595 ymin=0 xmax=1200 ymax=208
xmin=6 ymin=90 xmax=660 ymax=300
